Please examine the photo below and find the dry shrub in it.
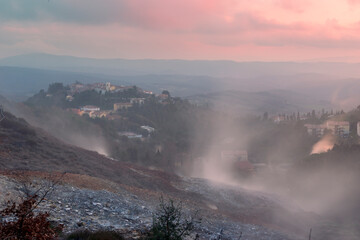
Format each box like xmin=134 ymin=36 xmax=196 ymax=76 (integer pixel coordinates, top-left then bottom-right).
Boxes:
xmin=0 ymin=194 xmax=63 ymax=240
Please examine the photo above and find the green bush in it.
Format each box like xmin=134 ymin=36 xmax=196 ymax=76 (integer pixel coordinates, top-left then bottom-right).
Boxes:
xmin=146 ymin=197 xmax=200 ymax=240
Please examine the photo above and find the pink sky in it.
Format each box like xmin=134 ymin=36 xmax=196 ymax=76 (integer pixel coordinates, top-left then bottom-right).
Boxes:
xmin=1 ymin=0 xmax=360 ymax=61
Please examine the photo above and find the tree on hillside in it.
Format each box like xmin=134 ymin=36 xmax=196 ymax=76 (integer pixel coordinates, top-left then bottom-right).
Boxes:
xmin=48 ymin=82 xmax=66 ymax=94
xmin=162 ymin=90 xmax=170 ymax=97
xmin=311 ymin=109 xmax=316 ymax=119
xmin=263 ymin=112 xmax=268 ymax=121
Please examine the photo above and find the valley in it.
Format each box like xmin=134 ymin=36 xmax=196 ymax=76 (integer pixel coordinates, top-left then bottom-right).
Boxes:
xmin=1 ymin=81 xmax=360 ymax=239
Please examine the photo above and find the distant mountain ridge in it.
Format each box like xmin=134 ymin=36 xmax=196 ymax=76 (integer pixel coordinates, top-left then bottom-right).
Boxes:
xmin=2 ymin=53 xmax=360 ymax=78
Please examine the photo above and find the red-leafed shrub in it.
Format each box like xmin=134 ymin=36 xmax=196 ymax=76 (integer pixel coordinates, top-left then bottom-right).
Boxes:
xmin=0 ymin=194 xmax=63 ymax=240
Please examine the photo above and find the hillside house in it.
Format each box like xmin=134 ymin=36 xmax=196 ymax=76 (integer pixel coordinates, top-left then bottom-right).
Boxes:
xmin=66 ymin=95 xmax=74 ymax=101
xmin=114 ymin=102 xmax=133 ymax=111
xmin=305 ymin=121 xmax=350 ymax=138
xmin=273 ymin=115 xmax=286 ymax=124
xmin=143 ymin=90 xmax=153 ymax=95
xmin=118 ymin=132 xmax=142 ymax=139
xmin=141 ymin=125 xmax=155 ymax=133
xmin=80 ymin=105 xmax=100 ymax=112
xmin=94 ymin=88 xmax=106 ymax=95
xmin=106 ymin=82 xmax=111 ymax=91
xmin=130 ymin=98 xmax=145 ymax=105
xmin=107 ymin=83 xmax=132 ymax=93
xmin=326 ymin=121 xmax=350 ymax=137
xmin=304 ymin=124 xmax=326 ymax=137
xmin=89 ymin=110 xmax=111 ymax=119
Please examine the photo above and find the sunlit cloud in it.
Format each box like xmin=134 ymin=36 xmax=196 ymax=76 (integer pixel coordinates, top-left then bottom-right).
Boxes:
xmin=1 ymin=0 xmax=360 ymax=60
xmin=347 ymin=0 xmax=360 ymax=5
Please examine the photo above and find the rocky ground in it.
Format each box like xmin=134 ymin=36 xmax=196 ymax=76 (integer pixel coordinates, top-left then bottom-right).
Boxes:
xmin=0 ymin=173 xmax=306 ymax=240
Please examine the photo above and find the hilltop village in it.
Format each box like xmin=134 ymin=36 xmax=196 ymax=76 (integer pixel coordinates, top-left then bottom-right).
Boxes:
xmin=27 ymin=82 xmax=172 ymax=139
xmin=65 ymin=82 xmax=170 ymax=119
xmin=66 ymin=82 xmax=356 ymax=140
xmin=62 ymin=82 xmax=167 ymax=139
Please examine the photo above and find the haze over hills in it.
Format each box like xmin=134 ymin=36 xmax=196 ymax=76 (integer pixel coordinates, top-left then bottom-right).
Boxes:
xmin=2 ymin=53 xmax=360 ymax=111
xmin=1 ymin=90 xmax=359 ymax=239
xmin=1 ymin=66 xmax=337 ymax=114
xmin=1 ymin=73 xmax=360 ymax=239
xmin=0 ymin=66 xmax=107 ymax=101
xmin=188 ymin=90 xmax=333 ymax=115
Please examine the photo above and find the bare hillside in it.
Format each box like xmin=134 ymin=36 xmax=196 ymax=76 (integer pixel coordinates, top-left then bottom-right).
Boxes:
xmin=0 ymin=112 xmax=316 ymax=239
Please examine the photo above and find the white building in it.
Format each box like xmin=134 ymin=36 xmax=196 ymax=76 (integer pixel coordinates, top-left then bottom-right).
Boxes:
xmin=141 ymin=126 xmax=155 ymax=133
xmin=80 ymin=105 xmax=100 ymax=112
xmin=130 ymin=98 xmax=145 ymax=105
xmin=106 ymin=82 xmax=111 ymax=92
xmin=304 ymin=124 xmax=326 ymax=137
xmin=273 ymin=115 xmax=285 ymax=124
xmin=305 ymin=121 xmax=350 ymax=138
xmin=118 ymin=132 xmax=142 ymax=139
xmin=94 ymin=88 xmax=106 ymax=95
xmin=114 ymin=102 xmax=132 ymax=111
xmin=326 ymin=121 xmax=350 ymax=137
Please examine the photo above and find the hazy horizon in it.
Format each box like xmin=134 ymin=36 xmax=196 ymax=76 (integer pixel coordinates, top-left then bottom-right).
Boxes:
xmin=4 ymin=52 xmax=360 ymax=63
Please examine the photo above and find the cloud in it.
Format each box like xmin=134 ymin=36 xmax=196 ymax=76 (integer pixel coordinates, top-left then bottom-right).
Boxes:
xmin=274 ymin=0 xmax=310 ymax=13
xmin=347 ymin=0 xmax=360 ymax=5
xmin=0 ymin=0 xmax=129 ymax=24
xmin=1 ymin=0 xmax=360 ymax=60
xmin=196 ymin=13 xmax=360 ymax=50
xmin=0 ymin=0 xmax=235 ymax=30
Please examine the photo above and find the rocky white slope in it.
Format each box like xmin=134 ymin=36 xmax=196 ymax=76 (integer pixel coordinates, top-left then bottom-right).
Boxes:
xmin=0 ymin=173 xmax=309 ymax=240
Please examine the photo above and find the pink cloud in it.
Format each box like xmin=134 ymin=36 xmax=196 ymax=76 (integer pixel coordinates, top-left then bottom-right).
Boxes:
xmin=347 ymin=0 xmax=360 ymax=5
xmin=274 ymin=0 xmax=310 ymax=13
xmin=1 ymin=0 xmax=360 ymax=61
xmin=118 ymin=0 xmax=237 ymax=31
xmin=3 ymin=25 xmax=41 ymax=35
